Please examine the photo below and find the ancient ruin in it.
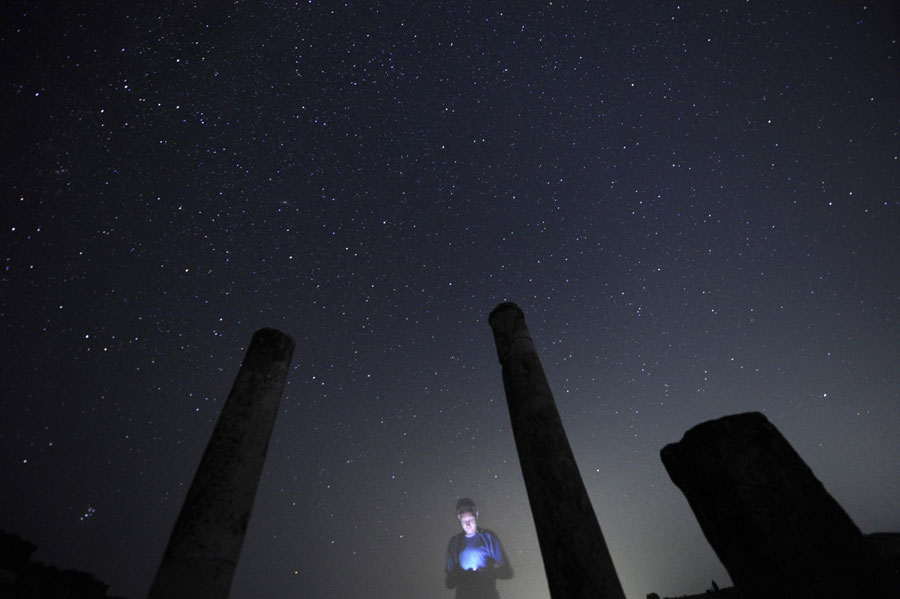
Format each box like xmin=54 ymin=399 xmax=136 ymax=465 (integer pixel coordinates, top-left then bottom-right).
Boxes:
xmin=5 ymin=314 xmax=899 ymax=598
xmin=147 ymin=328 xmax=295 ymax=599
xmin=489 ymin=302 xmax=626 ymax=599
xmin=661 ymin=411 xmax=899 ymax=598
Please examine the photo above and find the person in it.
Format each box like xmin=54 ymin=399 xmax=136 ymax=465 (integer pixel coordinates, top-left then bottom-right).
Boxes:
xmin=445 ymin=498 xmax=513 ymax=599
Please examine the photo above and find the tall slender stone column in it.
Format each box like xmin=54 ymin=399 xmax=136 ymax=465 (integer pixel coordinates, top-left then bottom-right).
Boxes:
xmin=488 ymin=303 xmax=625 ymax=599
xmin=148 ymin=328 xmax=295 ymax=599
xmin=661 ymin=411 xmax=899 ymax=598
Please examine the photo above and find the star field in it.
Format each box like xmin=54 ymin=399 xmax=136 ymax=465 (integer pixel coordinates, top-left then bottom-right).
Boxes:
xmin=2 ymin=2 xmax=898 ymax=598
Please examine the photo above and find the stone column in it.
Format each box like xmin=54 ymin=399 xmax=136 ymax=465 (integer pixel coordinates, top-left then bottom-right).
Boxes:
xmin=488 ymin=302 xmax=625 ymax=599
xmin=661 ymin=411 xmax=899 ymax=599
xmin=148 ymin=328 xmax=295 ymax=599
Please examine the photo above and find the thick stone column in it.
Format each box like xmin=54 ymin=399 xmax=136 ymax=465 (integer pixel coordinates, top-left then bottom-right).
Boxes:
xmin=148 ymin=328 xmax=295 ymax=599
xmin=488 ymin=303 xmax=625 ymax=599
xmin=661 ymin=411 xmax=899 ymax=599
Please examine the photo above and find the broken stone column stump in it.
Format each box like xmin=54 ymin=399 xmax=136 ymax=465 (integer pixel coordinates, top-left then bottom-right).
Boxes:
xmin=661 ymin=411 xmax=899 ymax=599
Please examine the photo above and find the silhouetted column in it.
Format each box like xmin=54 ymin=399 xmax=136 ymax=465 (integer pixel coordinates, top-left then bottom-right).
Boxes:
xmin=661 ymin=411 xmax=900 ymax=599
xmin=148 ymin=328 xmax=295 ymax=599
xmin=488 ymin=302 xmax=625 ymax=599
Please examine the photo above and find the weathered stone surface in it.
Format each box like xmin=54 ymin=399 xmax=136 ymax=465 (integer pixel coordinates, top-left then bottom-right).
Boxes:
xmin=868 ymin=532 xmax=900 ymax=577
xmin=489 ymin=302 xmax=625 ymax=599
xmin=661 ymin=411 xmax=899 ymax=599
xmin=148 ymin=328 xmax=294 ymax=599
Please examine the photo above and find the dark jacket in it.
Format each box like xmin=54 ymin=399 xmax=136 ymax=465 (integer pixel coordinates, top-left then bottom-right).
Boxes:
xmin=445 ymin=528 xmax=513 ymax=599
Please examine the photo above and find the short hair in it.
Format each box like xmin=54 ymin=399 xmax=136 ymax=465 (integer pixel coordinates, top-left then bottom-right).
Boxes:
xmin=456 ymin=497 xmax=477 ymax=516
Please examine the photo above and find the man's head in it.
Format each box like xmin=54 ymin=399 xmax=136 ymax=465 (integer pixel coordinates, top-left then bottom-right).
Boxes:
xmin=456 ymin=497 xmax=478 ymax=537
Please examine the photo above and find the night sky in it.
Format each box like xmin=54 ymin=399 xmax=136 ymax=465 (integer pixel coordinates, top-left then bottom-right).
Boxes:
xmin=2 ymin=2 xmax=898 ymax=598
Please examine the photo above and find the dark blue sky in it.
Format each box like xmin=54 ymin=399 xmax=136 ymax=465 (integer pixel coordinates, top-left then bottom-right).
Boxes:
xmin=2 ymin=2 xmax=898 ymax=597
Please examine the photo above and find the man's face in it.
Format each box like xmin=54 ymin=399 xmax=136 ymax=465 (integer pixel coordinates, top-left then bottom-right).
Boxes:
xmin=458 ymin=511 xmax=477 ymax=537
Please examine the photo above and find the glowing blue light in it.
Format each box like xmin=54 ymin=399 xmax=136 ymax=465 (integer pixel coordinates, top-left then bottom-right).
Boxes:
xmin=459 ymin=546 xmax=486 ymax=571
